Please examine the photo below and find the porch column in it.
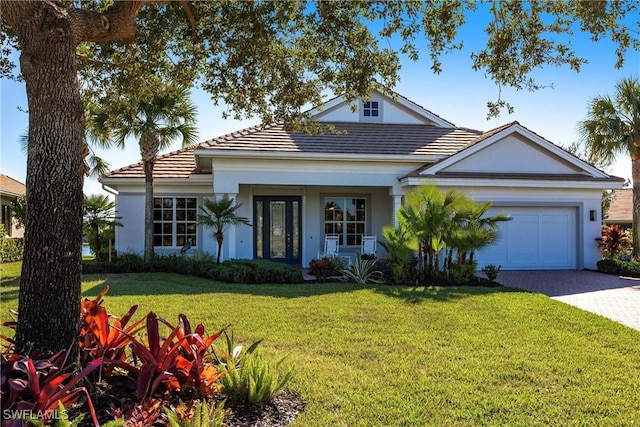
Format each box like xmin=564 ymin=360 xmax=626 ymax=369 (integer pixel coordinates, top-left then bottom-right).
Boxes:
xmin=392 ymin=194 xmax=403 ymax=228
xmin=214 ymin=193 xmax=237 ymax=261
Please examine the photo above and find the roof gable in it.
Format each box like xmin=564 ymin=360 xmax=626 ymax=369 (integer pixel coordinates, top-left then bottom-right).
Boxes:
xmin=419 ymin=122 xmax=610 ymax=179
xmin=309 ymin=87 xmax=455 ymax=128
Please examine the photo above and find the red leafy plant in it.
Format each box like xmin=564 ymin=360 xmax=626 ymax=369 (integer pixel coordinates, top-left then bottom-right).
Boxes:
xmin=0 ymin=344 xmax=102 ymax=427
xmin=122 ymin=312 xmax=225 ymax=403
xmin=79 ymin=286 xmax=145 ymax=371
xmin=598 ymin=224 xmax=631 ymax=259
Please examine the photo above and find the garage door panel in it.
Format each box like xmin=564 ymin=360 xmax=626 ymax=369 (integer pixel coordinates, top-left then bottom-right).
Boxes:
xmin=475 ymin=207 xmax=577 ymax=270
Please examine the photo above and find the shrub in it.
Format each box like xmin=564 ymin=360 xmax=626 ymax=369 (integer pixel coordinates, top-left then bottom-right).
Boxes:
xmin=448 ymin=262 xmax=477 ymax=285
xmin=597 ymin=258 xmax=640 ymax=277
xmin=82 ymin=255 xmax=302 ymax=284
xmin=341 ymin=255 xmax=384 ymax=285
xmin=309 ymin=257 xmax=336 ymax=283
xmin=0 ymin=226 xmax=24 ymax=263
xmin=481 ymin=264 xmax=501 ymax=282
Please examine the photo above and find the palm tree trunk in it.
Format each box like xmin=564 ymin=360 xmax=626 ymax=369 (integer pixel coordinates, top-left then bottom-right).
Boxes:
xmin=141 ymin=133 xmax=159 ymax=263
xmin=632 ymin=156 xmax=640 ymax=258
xmin=216 ymin=231 xmax=224 ymax=264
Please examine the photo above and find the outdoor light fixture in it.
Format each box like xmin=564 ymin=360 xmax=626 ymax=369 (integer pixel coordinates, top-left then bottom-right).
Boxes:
xmin=589 ymin=210 xmax=597 ymax=221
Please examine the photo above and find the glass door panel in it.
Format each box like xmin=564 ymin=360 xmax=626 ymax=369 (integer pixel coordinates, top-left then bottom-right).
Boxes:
xmin=254 ymin=196 xmax=301 ymax=264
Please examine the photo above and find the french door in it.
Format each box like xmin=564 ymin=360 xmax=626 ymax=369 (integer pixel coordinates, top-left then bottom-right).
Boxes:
xmin=254 ymin=196 xmax=301 ymax=265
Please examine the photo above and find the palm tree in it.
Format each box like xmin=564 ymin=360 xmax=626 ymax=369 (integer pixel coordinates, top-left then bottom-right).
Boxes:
xmin=399 ymin=184 xmax=468 ymax=279
xmin=197 ymin=196 xmax=251 ymax=264
xmin=83 ymin=194 xmax=122 ymax=258
xmin=579 ymin=77 xmax=640 ymax=256
xmin=91 ymin=83 xmax=198 ymax=262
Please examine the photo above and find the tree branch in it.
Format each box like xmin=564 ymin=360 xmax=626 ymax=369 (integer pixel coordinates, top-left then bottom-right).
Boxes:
xmin=179 ymin=0 xmax=198 ymax=42
xmin=67 ymin=0 xmax=150 ymax=44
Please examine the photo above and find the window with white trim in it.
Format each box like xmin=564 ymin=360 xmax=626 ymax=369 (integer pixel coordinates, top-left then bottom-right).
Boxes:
xmin=323 ymin=197 xmax=366 ymax=246
xmin=362 ymin=101 xmax=379 ymax=117
xmin=153 ymin=197 xmax=197 ymax=247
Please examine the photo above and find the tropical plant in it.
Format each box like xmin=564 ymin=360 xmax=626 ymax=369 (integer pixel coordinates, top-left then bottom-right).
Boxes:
xmin=216 ymin=331 xmax=292 ymax=404
xmin=0 ymin=345 xmax=103 ymax=427
xmin=164 ymin=400 xmax=226 ymax=427
xmin=90 ymin=82 xmax=199 ymax=262
xmin=83 ymin=194 xmax=122 ymax=259
xmin=196 ymin=196 xmax=251 ymax=264
xmin=579 ymin=77 xmax=640 ymax=256
xmin=399 ymin=184 xmax=469 ymax=279
xmin=597 ymin=224 xmax=631 ymax=259
xmin=341 ymin=255 xmax=385 ymax=285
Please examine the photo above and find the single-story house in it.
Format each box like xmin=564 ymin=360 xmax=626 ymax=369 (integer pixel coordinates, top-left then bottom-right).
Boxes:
xmin=0 ymin=174 xmax=25 ymax=238
xmin=603 ymin=188 xmax=632 ymax=229
xmin=101 ymin=88 xmax=625 ymax=270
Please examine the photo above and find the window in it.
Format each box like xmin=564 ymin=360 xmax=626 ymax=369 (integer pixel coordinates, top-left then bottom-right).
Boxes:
xmin=323 ymin=197 xmax=366 ymax=246
xmin=153 ymin=197 xmax=197 ymax=247
xmin=362 ymin=101 xmax=379 ymax=117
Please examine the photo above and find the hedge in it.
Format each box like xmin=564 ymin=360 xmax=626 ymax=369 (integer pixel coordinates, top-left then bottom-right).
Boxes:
xmin=82 ymin=254 xmax=304 ymax=284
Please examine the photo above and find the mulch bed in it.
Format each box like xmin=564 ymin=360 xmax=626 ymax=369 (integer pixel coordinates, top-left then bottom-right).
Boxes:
xmin=222 ymin=391 xmax=305 ymax=427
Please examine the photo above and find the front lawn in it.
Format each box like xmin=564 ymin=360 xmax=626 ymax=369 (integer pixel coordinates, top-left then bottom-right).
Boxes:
xmin=1 ymin=264 xmax=639 ymax=425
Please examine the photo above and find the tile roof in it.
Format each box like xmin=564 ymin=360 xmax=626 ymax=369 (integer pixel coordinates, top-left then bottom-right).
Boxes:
xmin=0 ymin=174 xmax=26 ymax=196
xmin=605 ymin=188 xmax=632 ymax=222
xmin=198 ymin=122 xmax=482 ymax=156
xmin=102 ymin=149 xmax=198 ymax=179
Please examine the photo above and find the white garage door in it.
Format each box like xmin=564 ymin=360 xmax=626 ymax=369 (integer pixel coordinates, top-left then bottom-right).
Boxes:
xmin=475 ymin=207 xmax=577 ymax=270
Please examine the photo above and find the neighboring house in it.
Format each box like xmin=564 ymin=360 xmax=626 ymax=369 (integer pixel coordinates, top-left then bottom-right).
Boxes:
xmin=101 ymin=87 xmax=625 ymax=270
xmin=604 ymin=188 xmax=632 ymax=229
xmin=0 ymin=174 xmax=25 ymax=238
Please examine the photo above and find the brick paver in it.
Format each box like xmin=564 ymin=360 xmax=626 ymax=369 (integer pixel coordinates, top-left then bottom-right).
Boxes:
xmin=496 ymin=270 xmax=640 ymax=331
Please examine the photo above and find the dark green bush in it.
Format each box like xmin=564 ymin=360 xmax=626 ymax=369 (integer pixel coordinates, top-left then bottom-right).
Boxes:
xmin=82 ymin=254 xmax=303 ymax=284
xmin=597 ymin=258 xmax=640 ymax=277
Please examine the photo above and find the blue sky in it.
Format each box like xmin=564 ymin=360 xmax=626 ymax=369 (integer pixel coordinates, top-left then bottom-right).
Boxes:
xmin=1 ymin=12 xmax=639 ymax=197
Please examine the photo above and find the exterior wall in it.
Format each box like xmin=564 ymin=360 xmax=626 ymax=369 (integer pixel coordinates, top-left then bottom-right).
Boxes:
xmin=1 ymin=194 xmax=24 ymax=239
xmin=445 ymin=135 xmax=581 ymax=174
xmin=114 ymin=184 xmax=217 ymax=257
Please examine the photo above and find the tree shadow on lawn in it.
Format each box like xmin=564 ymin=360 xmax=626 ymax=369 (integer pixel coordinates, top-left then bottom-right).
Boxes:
xmin=375 ymin=283 xmax=527 ymax=304
xmin=81 ymin=272 xmax=529 ymax=303
xmin=82 ymin=272 xmax=387 ymax=299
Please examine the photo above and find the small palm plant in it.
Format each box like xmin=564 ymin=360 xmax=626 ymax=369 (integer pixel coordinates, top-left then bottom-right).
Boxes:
xmin=197 ymin=196 xmax=251 ymax=264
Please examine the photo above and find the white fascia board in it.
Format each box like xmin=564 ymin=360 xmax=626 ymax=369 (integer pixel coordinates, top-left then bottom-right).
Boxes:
xmin=422 ymin=124 xmax=610 ymax=178
xmin=401 ymin=176 xmax=626 ymax=190
xmin=101 ymin=176 xmax=212 ymax=187
xmin=194 ymin=149 xmax=435 ymax=163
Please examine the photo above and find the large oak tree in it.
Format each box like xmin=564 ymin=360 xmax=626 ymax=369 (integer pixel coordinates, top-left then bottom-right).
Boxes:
xmin=1 ymin=1 xmax=637 ymax=353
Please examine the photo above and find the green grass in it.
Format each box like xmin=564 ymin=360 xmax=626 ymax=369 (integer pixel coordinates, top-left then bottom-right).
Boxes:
xmin=1 ymin=262 xmax=639 ymax=425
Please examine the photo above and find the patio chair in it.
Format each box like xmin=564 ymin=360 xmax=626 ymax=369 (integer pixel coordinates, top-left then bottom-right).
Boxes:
xmin=318 ymin=235 xmax=339 ymax=258
xmin=360 ymin=235 xmax=377 ymax=257
xmin=318 ymin=235 xmax=352 ymax=267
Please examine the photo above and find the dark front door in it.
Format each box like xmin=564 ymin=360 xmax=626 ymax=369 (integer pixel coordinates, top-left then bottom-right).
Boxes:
xmin=254 ymin=196 xmax=301 ymax=265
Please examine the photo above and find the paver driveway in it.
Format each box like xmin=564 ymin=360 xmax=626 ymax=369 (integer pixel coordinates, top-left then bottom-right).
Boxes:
xmin=496 ymin=270 xmax=640 ymax=331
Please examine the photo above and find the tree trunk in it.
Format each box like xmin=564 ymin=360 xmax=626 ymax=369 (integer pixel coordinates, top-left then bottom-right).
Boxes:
xmin=216 ymin=231 xmax=224 ymax=264
xmin=143 ymin=157 xmax=156 ymax=263
xmin=141 ymin=133 xmax=159 ymax=263
xmin=632 ymin=156 xmax=640 ymax=258
xmin=12 ymin=6 xmax=84 ymax=353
